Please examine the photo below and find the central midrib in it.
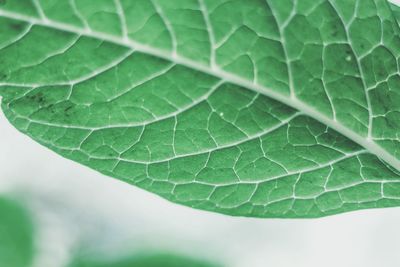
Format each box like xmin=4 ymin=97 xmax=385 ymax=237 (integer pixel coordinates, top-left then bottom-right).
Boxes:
xmin=1 ymin=9 xmax=400 ymax=172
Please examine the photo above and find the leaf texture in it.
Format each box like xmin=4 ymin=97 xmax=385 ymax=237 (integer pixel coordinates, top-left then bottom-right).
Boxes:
xmin=1 ymin=0 xmax=400 ymax=218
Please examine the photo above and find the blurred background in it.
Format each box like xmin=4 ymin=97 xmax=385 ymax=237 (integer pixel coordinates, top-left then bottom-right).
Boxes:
xmin=2 ymin=1 xmax=400 ymax=266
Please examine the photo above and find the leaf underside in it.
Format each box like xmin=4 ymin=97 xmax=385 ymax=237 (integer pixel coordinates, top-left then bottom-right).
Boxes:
xmin=1 ymin=0 xmax=400 ymax=218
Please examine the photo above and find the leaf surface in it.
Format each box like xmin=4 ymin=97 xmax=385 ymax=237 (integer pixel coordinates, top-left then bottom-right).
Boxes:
xmin=1 ymin=0 xmax=400 ymax=218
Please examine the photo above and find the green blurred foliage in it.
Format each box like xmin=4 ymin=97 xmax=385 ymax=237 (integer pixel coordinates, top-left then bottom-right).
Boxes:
xmin=0 ymin=197 xmax=34 ymax=267
xmin=68 ymin=252 xmax=220 ymax=267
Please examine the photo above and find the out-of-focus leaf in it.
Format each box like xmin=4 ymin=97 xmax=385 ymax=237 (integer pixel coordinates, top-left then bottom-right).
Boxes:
xmin=68 ymin=253 xmax=220 ymax=267
xmin=0 ymin=197 xmax=34 ymax=267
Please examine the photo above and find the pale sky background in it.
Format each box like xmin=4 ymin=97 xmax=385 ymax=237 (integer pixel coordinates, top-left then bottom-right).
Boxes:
xmin=1 ymin=1 xmax=400 ymax=267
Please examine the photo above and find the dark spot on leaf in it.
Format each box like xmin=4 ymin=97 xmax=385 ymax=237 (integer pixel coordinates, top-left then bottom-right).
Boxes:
xmin=0 ymin=0 xmax=6 ymax=6
xmin=64 ymin=105 xmax=73 ymax=113
xmin=27 ymin=92 xmax=45 ymax=104
xmin=0 ymin=73 xmax=8 ymax=80
xmin=46 ymin=104 xmax=55 ymax=114
xmin=63 ymin=104 xmax=74 ymax=117
xmin=9 ymin=23 xmax=24 ymax=31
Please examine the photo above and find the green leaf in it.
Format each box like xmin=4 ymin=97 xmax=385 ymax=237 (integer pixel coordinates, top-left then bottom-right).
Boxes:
xmin=68 ymin=253 xmax=220 ymax=267
xmin=1 ymin=0 xmax=400 ymax=218
xmin=391 ymin=2 xmax=400 ymax=23
xmin=0 ymin=197 xmax=34 ymax=267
